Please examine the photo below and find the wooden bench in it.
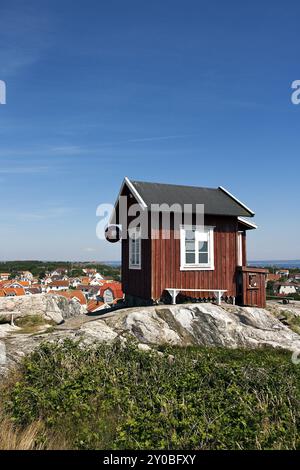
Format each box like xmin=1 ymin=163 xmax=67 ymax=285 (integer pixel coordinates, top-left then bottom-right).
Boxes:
xmin=165 ymin=288 xmax=228 ymax=306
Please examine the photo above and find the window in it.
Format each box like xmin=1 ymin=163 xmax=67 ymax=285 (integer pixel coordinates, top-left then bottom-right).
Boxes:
xmin=129 ymin=227 xmax=141 ymax=269
xmin=103 ymin=288 xmax=114 ymax=303
xmin=180 ymin=225 xmax=215 ymax=270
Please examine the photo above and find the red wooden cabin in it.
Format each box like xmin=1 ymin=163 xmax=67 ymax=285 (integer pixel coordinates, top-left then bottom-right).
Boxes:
xmin=109 ymin=178 xmax=267 ymax=308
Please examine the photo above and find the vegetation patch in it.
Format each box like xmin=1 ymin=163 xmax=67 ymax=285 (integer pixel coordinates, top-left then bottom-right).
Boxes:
xmin=268 ymin=306 xmax=300 ymax=335
xmin=0 ymin=339 xmax=299 ymax=450
xmin=13 ymin=315 xmax=55 ymax=334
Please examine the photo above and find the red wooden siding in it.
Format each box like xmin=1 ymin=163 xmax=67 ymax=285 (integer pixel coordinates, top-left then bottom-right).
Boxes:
xmin=120 ymin=187 xmax=152 ymax=300
xmin=151 ymin=215 xmax=239 ymax=301
xmin=118 ymin=185 xmax=264 ymax=307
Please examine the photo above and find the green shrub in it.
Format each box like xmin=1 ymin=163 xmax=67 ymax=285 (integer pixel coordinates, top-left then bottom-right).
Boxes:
xmin=3 ymin=339 xmax=300 ymax=450
xmin=14 ymin=316 xmax=46 ymax=328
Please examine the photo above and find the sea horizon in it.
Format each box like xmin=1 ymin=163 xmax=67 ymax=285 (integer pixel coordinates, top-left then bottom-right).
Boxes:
xmin=248 ymin=259 xmax=300 ymax=269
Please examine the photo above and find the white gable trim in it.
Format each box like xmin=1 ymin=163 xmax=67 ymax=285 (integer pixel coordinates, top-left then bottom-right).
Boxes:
xmin=109 ymin=177 xmax=148 ymax=225
xmin=124 ymin=177 xmax=148 ymax=210
xmin=219 ymin=186 xmax=255 ymax=216
xmin=237 ymin=217 xmax=258 ymax=230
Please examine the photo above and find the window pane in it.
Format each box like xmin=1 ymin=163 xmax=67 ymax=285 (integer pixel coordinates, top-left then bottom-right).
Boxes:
xmin=130 ymin=228 xmax=141 ymax=267
xmin=186 ymin=252 xmax=195 ymax=264
xmin=185 ymin=240 xmax=195 ymax=251
xmin=197 ymin=231 xmax=208 ymax=242
xmin=199 ymin=241 xmax=208 ymax=252
xmin=185 ymin=230 xmax=195 ymax=240
xmin=199 ymin=252 xmax=208 ymax=264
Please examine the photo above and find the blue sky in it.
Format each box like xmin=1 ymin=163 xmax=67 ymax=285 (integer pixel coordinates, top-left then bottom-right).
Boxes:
xmin=0 ymin=0 xmax=299 ymax=261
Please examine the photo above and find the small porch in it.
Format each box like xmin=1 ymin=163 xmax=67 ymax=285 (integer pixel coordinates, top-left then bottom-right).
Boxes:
xmin=237 ymin=266 xmax=268 ymax=308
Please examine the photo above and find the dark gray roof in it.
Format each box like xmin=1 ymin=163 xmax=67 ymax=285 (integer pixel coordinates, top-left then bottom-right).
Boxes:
xmin=130 ymin=180 xmax=254 ymax=217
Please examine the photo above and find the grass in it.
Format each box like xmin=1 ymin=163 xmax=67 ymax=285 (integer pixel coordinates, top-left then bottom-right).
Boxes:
xmin=284 ymin=314 xmax=300 ymax=335
xmin=13 ymin=315 xmax=55 ymax=335
xmin=0 ymin=416 xmax=43 ymax=450
xmin=0 ymin=339 xmax=299 ymax=450
xmin=268 ymin=306 xmax=300 ymax=335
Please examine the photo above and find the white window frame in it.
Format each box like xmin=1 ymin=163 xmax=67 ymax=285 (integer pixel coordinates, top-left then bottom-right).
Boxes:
xmin=129 ymin=227 xmax=141 ymax=270
xmin=180 ymin=225 xmax=215 ymax=271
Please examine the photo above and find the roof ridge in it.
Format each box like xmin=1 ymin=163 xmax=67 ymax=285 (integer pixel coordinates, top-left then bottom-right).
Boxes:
xmin=131 ymin=180 xmax=219 ymax=191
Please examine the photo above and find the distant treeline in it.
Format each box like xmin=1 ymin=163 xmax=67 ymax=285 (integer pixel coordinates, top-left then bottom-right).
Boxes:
xmin=0 ymin=261 xmax=121 ymax=280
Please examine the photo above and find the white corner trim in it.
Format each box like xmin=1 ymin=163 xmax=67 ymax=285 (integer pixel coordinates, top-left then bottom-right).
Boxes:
xmin=237 ymin=217 xmax=258 ymax=230
xmin=219 ymin=186 xmax=255 ymax=216
xmin=124 ymin=177 xmax=148 ymax=210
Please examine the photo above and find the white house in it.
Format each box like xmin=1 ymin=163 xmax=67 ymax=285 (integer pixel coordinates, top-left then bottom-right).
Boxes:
xmin=276 ymin=269 xmax=289 ymax=277
xmin=89 ymin=277 xmax=103 ymax=286
xmin=50 ymin=268 xmax=68 ymax=277
xmin=19 ymin=271 xmax=33 ymax=281
xmin=275 ymin=283 xmax=298 ymax=295
xmin=93 ymin=272 xmax=104 ymax=280
xmin=46 ymin=280 xmax=69 ymax=292
xmin=8 ymin=281 xmax=31 ymax=290
xmin=70 ymin=278 xmax=82 ymax=288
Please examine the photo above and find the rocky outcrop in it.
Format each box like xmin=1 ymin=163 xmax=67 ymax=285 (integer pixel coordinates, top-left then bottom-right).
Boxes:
xmin=0 ymin=294 xmax=83 ymax=325
xmin=1 ymin=303 xmax=300 ymax=377
xmin=79 ymin=303 xmax=300 ymax=351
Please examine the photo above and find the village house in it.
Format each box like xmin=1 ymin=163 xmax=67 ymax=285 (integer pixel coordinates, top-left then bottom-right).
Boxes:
xmin=18 ymin=271 xmax=33 ymax=281
xmin=89 ymin=277 xmax=104 ymax=286
xmin=273 ymin=282 xmax=298 ymax=296
xmin=27 ymin=287 xmax=42 ymax=295
xmin=87 ymin=299 xmax=109 ymax=313
xmin=276 ymin=269 xmax=289 ymax=277
xmin=76 ymin=284 xmax=100 ymax=299
xmin=69 ymin=277 xmax=82 ymax=288
xmin=8 ymin=281 xmax=31 ymax=290
xmin=0 ymin=273 xmax=10 ymax=281
xmin=50 ymin=268 xmax=68 ymax=278
xmin=0 ymin=287 xmax=25 ymax=297
xmin=266 ymin=273 xmax=281 ymax=283
xmin=108 ymin=178 xmax=268 ymax=307
xmin=82 ymin=268 xmax=98 ymax=277
xmin=43 ymin=276 xmax=54 ymax=285
xmin=46 ymin=280 xmax=69 ymax=292
xmin=99 ymin=282 xmax=124 ymax=304
xmin=289 ymin=273 xmax=300 ymax=283
xmin=93 ymin=272 xmax=104 ymax=280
